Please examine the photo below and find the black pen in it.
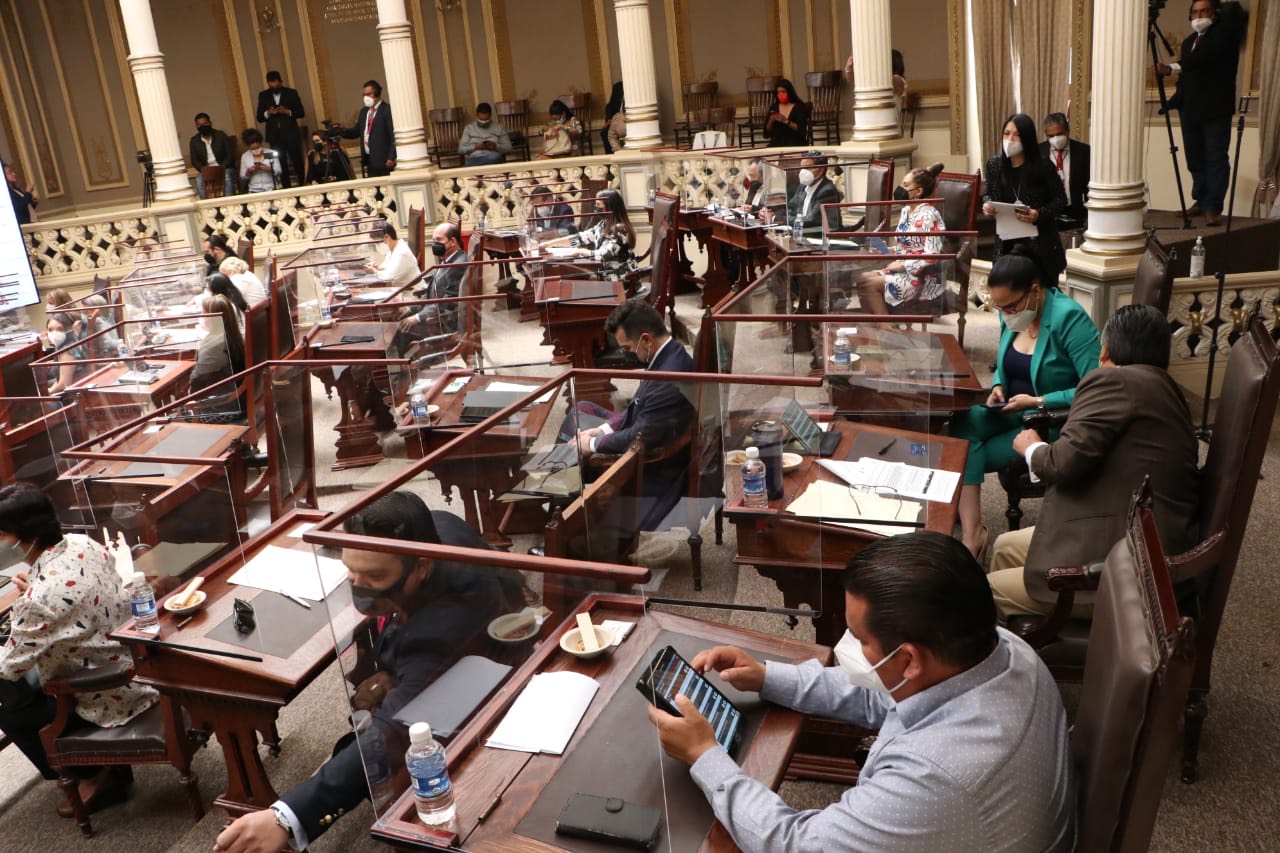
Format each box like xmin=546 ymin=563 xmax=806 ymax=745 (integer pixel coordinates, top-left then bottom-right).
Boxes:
xmin=878 ymin=438 xmax=897 ymax=455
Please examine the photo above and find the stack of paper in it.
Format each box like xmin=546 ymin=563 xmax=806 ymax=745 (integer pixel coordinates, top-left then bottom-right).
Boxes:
xmin=227 ymin=545 xmax=347 ymax=602
xmin=485 ymin=381 xmax=556 ymax=405
xmin=787 ymin=480 xmax=923 ymax=538
xmin=818 ymin=458 xmax=960 ymax=504
xmin=486 ymin=670 xmax=599 ymax=755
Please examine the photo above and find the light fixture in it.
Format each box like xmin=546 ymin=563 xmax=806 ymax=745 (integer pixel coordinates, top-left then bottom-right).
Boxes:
xmin=435 ymin=0 xmax=461 ymax=10
xmin=259 ymin=3 xmax=278 ymax=33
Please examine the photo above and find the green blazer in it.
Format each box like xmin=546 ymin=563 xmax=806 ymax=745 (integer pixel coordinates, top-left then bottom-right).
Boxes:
xmin=992 ymin=287 xmax=1100 ymax=409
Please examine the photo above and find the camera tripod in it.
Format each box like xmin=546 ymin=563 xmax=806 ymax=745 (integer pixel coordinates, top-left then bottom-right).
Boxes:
xmin=1148 ymin=2 xmax=1191 ymax=229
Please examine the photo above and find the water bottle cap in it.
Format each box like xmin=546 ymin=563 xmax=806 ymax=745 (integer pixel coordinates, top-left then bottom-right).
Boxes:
xmin=745 ymin=446 xmax=760 ymax=459
xmin=130 ymin=572 xmax=147 ymax=585
xmin=409 ymin=721 xmax=433 ymax=744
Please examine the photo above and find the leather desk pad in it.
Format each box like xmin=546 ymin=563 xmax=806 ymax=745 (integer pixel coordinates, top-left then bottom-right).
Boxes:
xmin=205 ymin=582 xmax=352 ymax=659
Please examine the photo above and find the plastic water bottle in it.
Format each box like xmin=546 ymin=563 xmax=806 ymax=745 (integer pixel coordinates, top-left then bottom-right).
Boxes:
xmin=792 ymin=215 xmax=805 ymax=244
xmin=127 ymin=572 xmax=158 ymax=631
xmin=833 ymin=333 xmax=852 ymax=371
xmin=117 ymin=339 xmax=131 ymax=366
xmin=411 ymin=391 xmax=431 ymax=425
xmin=353 ymin=710 xmax=396 ymax=810
xmin=1189 ymin=236 xmax=1205 ymax=280
xmin=406 ymin=722 xmax=455 ymax=825
xmin=742 ymin=447 xmax=768 ymax=507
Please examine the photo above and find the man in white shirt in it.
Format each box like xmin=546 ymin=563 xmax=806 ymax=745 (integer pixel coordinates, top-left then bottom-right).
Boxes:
xmin=364 ymin=222 xmax=421 ymax=290
xmin=1038 ymin=112 xmax=1090 ymax=230
xmin=188 ymin=113 xmax=236 ymax=198
xmin=239 ymin=129 xmax=281 ymax=193
xmin=218 ymin=256 xmax=268 ymax=304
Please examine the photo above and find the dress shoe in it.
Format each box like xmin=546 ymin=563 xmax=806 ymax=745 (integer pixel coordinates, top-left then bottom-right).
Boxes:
xmin=56 ymin=768 xmax=131 ymax=818
xmin=1188 ymin=203 xmax=1203 ymax=216
xmin=1205 ymin=212 xmax=1222 ymax=227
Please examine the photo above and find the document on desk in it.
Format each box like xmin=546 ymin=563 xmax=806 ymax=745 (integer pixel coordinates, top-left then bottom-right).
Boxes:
xmin=226 ymin=545 xmax=347 ymax=602
xmin=818 ymin=457 xmax=961 ymax=504
xmin=486 ymin=670 xmax=599 ymax=755
xmin=787 ymin=480 xmax=923 ymax=537
xmin=987 ymin=201 xmax=1039 ymax=240
xmin=484 ymin=381 xmax=556 ymax=404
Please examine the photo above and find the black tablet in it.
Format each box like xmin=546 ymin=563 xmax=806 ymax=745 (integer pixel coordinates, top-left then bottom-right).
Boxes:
xmin=636 ymin=645 xmax=743 ymax=755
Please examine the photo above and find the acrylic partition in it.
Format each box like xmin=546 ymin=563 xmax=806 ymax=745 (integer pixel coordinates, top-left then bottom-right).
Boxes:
xmin=755 ymin=154 xmax=869 ymax=238
xmin=0 ymin=397 xmax=88 ymax=541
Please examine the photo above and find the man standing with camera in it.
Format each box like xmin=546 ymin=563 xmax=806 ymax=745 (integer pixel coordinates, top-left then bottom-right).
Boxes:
xmin=1157 ymin=0 xmax=1247 ymax=227
xmin=255 ymin=70 xmax=305 ymax=189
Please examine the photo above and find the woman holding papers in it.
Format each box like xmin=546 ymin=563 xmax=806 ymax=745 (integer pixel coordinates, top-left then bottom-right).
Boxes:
xmin=981 ymin=113 xmax=1068 ymax=284
xmin=854 ymin=162 xmax=947 ymax=313
xmin=575 ymin=189 xmax=636 ymax=267
xmin=949 ymin=247 xmax=1100 ymax=557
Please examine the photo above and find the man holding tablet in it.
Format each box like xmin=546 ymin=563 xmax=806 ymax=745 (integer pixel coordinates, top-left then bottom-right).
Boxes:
xmin=647 ymin=531 xmax=1076 ymax=852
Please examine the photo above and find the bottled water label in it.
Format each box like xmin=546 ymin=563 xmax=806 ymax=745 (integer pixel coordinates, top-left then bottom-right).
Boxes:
xmin=743 ymin=471 xmax=766 ymax=496
xmin=131 ymin=596 xmax=156 ymax=619
xmin=412 ymin=769 xmax=451 ymax=799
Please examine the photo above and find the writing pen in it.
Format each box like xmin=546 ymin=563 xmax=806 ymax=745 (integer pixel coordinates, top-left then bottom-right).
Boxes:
xmin=877 ymin=438 xmax=897 ymax=456
xmin=282 ymin=591 xmax=312 ymax=609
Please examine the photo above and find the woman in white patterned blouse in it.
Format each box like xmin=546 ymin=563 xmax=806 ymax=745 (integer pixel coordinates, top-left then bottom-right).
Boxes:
xmin=854 ymin=162 xmax=948 ymax=314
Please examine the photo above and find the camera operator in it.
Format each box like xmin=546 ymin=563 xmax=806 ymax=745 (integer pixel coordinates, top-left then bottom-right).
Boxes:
xmin=1156 ymin=0 xmax=1247 ymax=227
xmin=239 ymin=129 xmax=281 ymax=194
xmin=305 ymin=128 xmax=354 ymax=184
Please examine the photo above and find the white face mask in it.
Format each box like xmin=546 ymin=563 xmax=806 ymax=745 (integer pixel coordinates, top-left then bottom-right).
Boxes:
xmin=833 ymin=630 xmax=908 ymax=695
xmin=798 ymin=168 xmax=815 ymax=187
xmin=1004 ymin=290 xmax=1041 ymax=332
xmin=1003 ymin=139 xmax=1024 ymax=158
xmin=377 ymin=242 xmax=390 ymax=256
xmin=1190 ymin=17 xmax=1212 ymax=33
xmin=1048 ymin=134 xmax=1068 ymax=151
xmin=48 ymin=330 xmax=66 ymax=348
xmin=363 ymin=95 xmax=376 ymax=109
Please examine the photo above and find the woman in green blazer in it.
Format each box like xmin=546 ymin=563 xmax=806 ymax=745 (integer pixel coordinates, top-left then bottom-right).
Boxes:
xmin=951 ymin=247 xmax=1100 ymax=556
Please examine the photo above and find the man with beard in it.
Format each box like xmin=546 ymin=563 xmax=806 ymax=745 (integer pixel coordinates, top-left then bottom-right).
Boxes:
xmin=214 ymin=491 xmax=524 ymax=853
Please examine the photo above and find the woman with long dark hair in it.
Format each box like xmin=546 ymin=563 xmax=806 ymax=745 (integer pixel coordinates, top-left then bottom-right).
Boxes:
xmin=576 ymin=189 xmax=636 ymax=266
xmin=981 ymin=112 xmax=1068 ymax=284
xmin=765 ymin=79 xmax=810 ymax=147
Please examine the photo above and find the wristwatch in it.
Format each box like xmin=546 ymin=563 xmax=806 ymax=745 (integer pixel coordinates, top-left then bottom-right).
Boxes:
xmin=269 ymin=805 xmax=300 ymax=852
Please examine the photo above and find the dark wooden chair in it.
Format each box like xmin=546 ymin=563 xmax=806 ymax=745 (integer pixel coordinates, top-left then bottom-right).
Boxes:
xmin=236 ymin=237 xmax=254 ymax=272
xmin=738 ymin=76 xmax=780 ymax=148
xmin=407 ymin=206 xmax=427 ymax=269
xmin=496 ymin=99 xmax=531 ymax=161
xmin=39 ymin=663 xmax=203 ymax=838
xmin=556 ymin=93 xmax=594 ymax=155
xmin=428 ymin=107 xmax=466 ymax=168
xmin=265 ymin=363 xmax=318 ymax=519
xmin=932 ymin=170 xmax=981 ymax=346
xmin=689 ymin=107 xmax=737 ymax=149
xmin=675 ymin=82 xmax=719 ymax=149
xmin=200 ymin=166 xmax=227 ymax=199
xmin=1070 ymin=480 xmax=1197 ymax=852
xmin=1011 ymin=318 xmax=1280 ymax=786
xmin=899 ymin=91 xmax=921 ymax=137
xmin=805 ymin=70 xmax=842 ymax=145
xmin=270 ymin=270 xmax=300 ymax=358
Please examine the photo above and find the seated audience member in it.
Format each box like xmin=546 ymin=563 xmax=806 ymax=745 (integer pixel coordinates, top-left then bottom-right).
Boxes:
xmin=304 ymin=131 xmax=353 ymax=184
xmin=764 ymin=152 xmax=840 ymax=237
xmin=219 ymin=256 xmax=268 ymax=304
xmin=458 ymin=102 xmax=512 ymax=167
xmin=854 ymin=162 xmax=948 ymax=313
xmin=988 ymin=304 xmax=1199 ymax=619
xmin=43 ymin=316 xmax=86 ymax=395
xmin=214 ymin=491 xmax=523 ymax=853
xmin=364 ymin=222 xmax=422 ymax=289
xmin=1039 ymin=112 xmax=1091 ymax=231
xmin=239 ymin=129 xmax=281 ymax=193
xmin=0 ymin=483 xmax=158 ymax=813
xmin=764 ymin=78 xmax=810 ymax=148
xmin=189 ymin=112 xmax=237 ymax=198
xmin=203 ymin=234 xmax=238 ymax=276
xmin=648 ymin=531 xmax=1076 ymax=853
xmin=394 ymin=222 xmax=467 ymax=353
xmin=528 ymin=185 xmax=577 ymax=236
xmin=570 ymin=298 xmax=695 ymax=529
xmin=81 ymin=294 xmax=122 ymax=351
xmin=189 ymin=292 xmax=246 ymax=394
xmin=538 ymin=99 xmax=581 ymax=159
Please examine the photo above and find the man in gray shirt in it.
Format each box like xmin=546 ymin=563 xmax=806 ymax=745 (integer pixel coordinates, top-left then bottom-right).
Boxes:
xmin=458 ymin=103 xmax=512 ymax=167
xmin=649 ymin=531 xmax=1076 ymax=853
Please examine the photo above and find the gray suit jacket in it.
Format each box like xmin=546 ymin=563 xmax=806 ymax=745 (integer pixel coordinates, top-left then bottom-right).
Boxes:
xmin=1025 ymin=364 xmax=1200 ymax=602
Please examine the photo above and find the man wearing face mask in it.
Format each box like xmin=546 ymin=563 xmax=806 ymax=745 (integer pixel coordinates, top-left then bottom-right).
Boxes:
xmin=1038 ymin=112 xmax=1090 ymax=231
xmin=458 ymin=103 xmax=512 ymax=167
xmin=362 ymin=222 xmax=422 ymax=289
xmin=394 ymin=222 xmax=467 ymax=354
xmin=215 ymin=491 xmax=525 ymax=853
xmin=648 ymin=531 xmax=1076 ymax=853
xmin=337 ymin=79 xmax=397 ymax=178
xmin=255 ymin=71 xmax=306 ymax=189
xmin=202 ymin=233 xmax=239 ymax=276
xmin=782 ymin=153 xmax=841 ymax=237
xmin=188 ymin=113 xmax=236 ymax=199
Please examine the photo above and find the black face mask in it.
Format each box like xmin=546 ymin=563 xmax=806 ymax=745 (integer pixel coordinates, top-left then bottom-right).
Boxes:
xmin=430 ymin=241 xmax=447 ymax=257
xmin=198 ymin=125 xmax=213 ymax=138
xmin=748 ymin=180 xmax=762 ymax=191
xmin=893 ymin=186 xmax=911 ymax=201
xmin=313 ymin=140 xmax=324 ymax=151
xmin=350 ymin=570 xmax=411 ymax=616
xmin=204 ymin=252 xmax=217 ymax=266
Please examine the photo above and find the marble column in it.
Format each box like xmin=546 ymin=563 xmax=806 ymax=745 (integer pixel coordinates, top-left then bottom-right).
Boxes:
xmin=847 ymin=0 xmax=898 ymax=142
xmin=1080 ymin=0 xmax=1146 ymax=255
xmin=613 ymin=0 xmax=662 ymax=149
xmin=118 ymin=0 xmax=194 ymax=201
xmin=375 ymin=0 xmax=429 ymax=170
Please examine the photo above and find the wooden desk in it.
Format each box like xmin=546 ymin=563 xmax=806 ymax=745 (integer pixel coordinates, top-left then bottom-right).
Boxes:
xmin=371 ymin=594 xmax=827 ymax=852
xmin=306 ymin=321 xmax=400 ymax=469
xmin=396 ymin=372 xmax=561 ymax=548
xmin=535 ymin=277 xmax=624 ymax=406
xmin=647 ymin=205 xmax=730 ymax=308
xmin=112 ymin=508 xmax=364 ymax=815
xmin=723 ymin=420 xmax=967 ymax=647
xmin=68 ymin=360 xmax=195 ymax=426
xmin=822 ymin=325 xmax=986 ymax=429
xmin=709 ymin=216 xmax=773 ymax=294
xmin=61 ymin=421 xmax=250 ymax=545
xmin=0 ymin=335 xmax=40 ymax=397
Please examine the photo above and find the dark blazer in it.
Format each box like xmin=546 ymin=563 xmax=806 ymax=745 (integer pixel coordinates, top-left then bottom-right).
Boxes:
xmin=788 ymin=176 xmax=841 ymax=236
xmin=188 ymin=130 xmax=236 ymax=170
xmin=415 ymin=248 xmax=468 ymax=333
xmin=1024 ymin=365 xmax=1200 ymax=602
xmin=1037 ymin=138 xmax=1090 ymax=223
xmin=983 ymin=154 xmax=1068 ymax=281
xmin=341 ymin=101 xmax=397 ymax=174
xmin=7 ymin=182 xmax=36 ymax=226
xmin=1169 ymin=11 xmax=1243 ymax=123
xmin=255 ymin=86 xmax=306 ymax=144
xmin=766 ymin=101 xmax=811 ymax=147
xmin=280 ymin=511 xmax=521 ymax=843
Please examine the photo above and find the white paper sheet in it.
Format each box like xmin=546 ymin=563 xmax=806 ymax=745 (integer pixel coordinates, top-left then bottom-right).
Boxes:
xmin=226 ymin=545 xmax=347 ymax=602
xmin=988 ymin=201 xmax=1039 ymax=240
xmin=786 ymin=480 xmax=923 ymax=537
xmin=484 ymin=381 xmax=556 ymax=404
xmin=600 ymin=620 xmax=635 ymax=647
xmin=485 ymin=670 xmax=599 ymax=754
xmin=818 ymin=457 xmax=960 ymax=504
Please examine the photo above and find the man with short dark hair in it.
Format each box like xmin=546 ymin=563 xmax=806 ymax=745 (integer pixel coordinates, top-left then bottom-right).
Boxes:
xmin=458 ymin=102 xmax=511 ymax=167
xmin=255 ymin=71 xmax=306 ymax=189
xmin=363 ymin=221 xmax=421 ymax=288
xmin=394 ymin=222 xmax=466 ymax=353
xmin=1039 ymin=112 xmax=1090 ymax=230
xmin=214 ymin=491 xmax=523 ymax=853
xmin=189 ymin=113 xmax=236 ymax=198
xmin=649 ymin=531 xmax=1076 ymax=852
xmin=202 ymin=233 xmax=238 ymax=276
xmin=783 ymin=152 xmax=841 ymax=236
xmin=990 ymin=304 xmax=1201 ymax=618
xmin=338 ymin=80 xmax=396 ymax=178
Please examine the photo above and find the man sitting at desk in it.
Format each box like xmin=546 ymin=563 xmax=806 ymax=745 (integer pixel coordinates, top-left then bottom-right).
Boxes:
xmin=363 ymin=222 xmax=421 ymax=290
xmin=763 ymin=151 xmax=840 ymax=237
xmin=571 ymin=298 xmax=695 ymax=530
xmin=988 ymin=304 xmax=1200 ymax=619
xmin=394 ymin=222 xmax=467 ymax=354
xmin=215 ymin=491 xmax=524 ymax=853
xmin=203 ymin=234 xmax=239 ymax=276
xmin=648 ymin=532 xmax=1076 ymax=853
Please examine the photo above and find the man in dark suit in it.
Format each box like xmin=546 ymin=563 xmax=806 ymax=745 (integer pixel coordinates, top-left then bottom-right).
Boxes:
xmin=214 ymin=491 xmax=523 ymax=853
xmin=339 ymin=79 xmax=397 ymax=178
xmin=573 ymin=298 xmax=695 ymax=529
xmin=393 ymin=222 xmax=465 ymax=356
xmin=255 ymin=71 xmax=305 ymax=189
xmin=189 ymin=113 xmax=236 ymax=198
xmin=1157 ymin=0 xmax=1246 ymax=226
xmin=987 ymin=304 xmax=1200 ymax=619
xmin=782 ymin=152 xmax=841 ymax=237
xmin=1038 ymin=112 xmax=1090 ymax=231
